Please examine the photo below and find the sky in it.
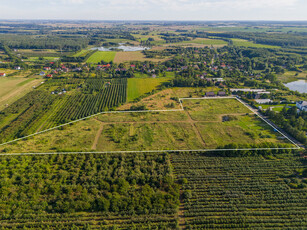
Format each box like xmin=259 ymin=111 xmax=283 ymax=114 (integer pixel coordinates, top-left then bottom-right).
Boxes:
xmin=0 ymin=0 xmax=306 ymax=21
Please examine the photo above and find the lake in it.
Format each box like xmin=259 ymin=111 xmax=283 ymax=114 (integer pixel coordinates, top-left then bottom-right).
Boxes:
xmin=284 ymin=80 xmax=307 ymax=93
xmin=92 ymin=44 xmax=150 ymax=52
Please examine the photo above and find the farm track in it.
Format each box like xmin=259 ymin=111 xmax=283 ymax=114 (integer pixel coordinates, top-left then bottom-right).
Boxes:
xmin=185 ymin=110 xmax=206 ymax=147
xmin=91 ymin=123 xmax=104 ymax=150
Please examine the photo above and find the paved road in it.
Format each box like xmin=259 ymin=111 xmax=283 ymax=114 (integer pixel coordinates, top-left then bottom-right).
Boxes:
xmin=235 ymin=97 xmax=304 ymax=149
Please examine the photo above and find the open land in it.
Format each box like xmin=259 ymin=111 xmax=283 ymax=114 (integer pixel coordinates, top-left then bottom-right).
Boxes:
xmin=0 ymin=95 xmax=293 ymax=154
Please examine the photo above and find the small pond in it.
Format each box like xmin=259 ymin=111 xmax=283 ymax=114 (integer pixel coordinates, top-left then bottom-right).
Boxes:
xmin=284 ymin=80 xmax=307 ymax=94
xmin=92 ymin=43 xmax=150 ymax=52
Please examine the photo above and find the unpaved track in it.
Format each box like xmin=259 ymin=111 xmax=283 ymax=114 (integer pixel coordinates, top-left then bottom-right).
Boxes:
xmin=91 ymin=123 xmax=104 ymax=150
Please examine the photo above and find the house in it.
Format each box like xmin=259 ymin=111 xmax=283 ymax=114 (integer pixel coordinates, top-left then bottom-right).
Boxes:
xmin=0 ymin=73 xmax=6 ymax=77
xmin=218 ymin=91 xmax=226 ymax=96
xmin=62 ymin=67 xmax=69 ymax=73
xmin=205 ymin=92 xmax=215 ymax=97
xmin=40 ymin=71 xmax=46 ymax=76
xmin=14 ymin=66 xmax=21 ymax=70
xmin=43 ymin=67 xmax=51 ymax=70
xmin=296 ymin=101 xmax=307 ymax=112
xmin=46 ymin=74 xmax=53 ymax=78
xmin=130 ymin=64 xmax=136 ymax=68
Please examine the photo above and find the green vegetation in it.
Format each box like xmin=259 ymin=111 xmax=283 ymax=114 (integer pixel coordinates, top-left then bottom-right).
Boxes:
xmin=0 ymin=152 xmax=179 ymax=229
xmin=196 ymin=115 xmax=286 ymax=148
xmin=127 ymin=77 xmax=171 ymax=101
xmin=86 ymin=51 xmax=116 ymax=63
xmin=97 ymin=122 xmax=203 ymax=151
xmin=0 ymin=20 xmax=306 ymax=229
xmin=172 ymin=152 xmax=307 ymax=229
xmin=232 ymin=38 xmax=281 ymax=49
xmin=0 ymin=78 xmax=127 ymax=144
xmin=183 ymin=98 xmax=251 ymax=121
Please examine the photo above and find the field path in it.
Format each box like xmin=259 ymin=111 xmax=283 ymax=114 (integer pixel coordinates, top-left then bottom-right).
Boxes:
xmin=91 ymin=123 xmax=104 ymax=150
xmin=185 ymin=110 xmax=206 ymax=147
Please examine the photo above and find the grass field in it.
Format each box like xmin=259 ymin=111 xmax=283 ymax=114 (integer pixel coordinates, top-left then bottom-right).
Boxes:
xmin=0 ymin=119 xmax=100 ymax=153
xmin=181 ymin=38 xmax=227 ymax=46
xmin=96 ymin=122 xmax=203 ymax=151
xmin=183 ymin=98 xmax=251 ymax=121
xmin=0 ymin=94 xmax=293 ymax=154
xmin=0 ymin=77 xmax=42 ymax=110
xmin=278 ymin=70 xmax=307 ymax=83
xmin=127 ymin=77 xmax=172 ymax=101
xmin=232 ymin=38 xmax=281 ymax=49
xmin=113 ymin=51 xmax=166 ymax=63
xmin=86 ymin=51 xmax=116 ymax=63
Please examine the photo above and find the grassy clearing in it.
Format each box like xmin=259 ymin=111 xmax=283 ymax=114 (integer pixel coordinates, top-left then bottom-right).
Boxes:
xmin=86 ymin=51 xmax=116 ymax=63
xmin=127 ymin=77 xmax=172 ymax=101
xmin=277 ymin=70 xmax=307 ymax=83
xmin=97 ymin=110 xmax=188 ymax=123
xmin=182 ymin=38 xmax=227 ymax=45
xmin=96 ymin=122 xmax=203 ymax=151
xmin=120 ymin=88 xmax=182 ymax=111
xmin=0 ymin=119 xmax=100 ymax=153
xmin=183 ymin=98 xmax=250 ymax=121
xmin=196 ymin=115 xmax=286 ymax=148
xmin=72 ymin=49 xmax=90 ymax=57
xmin=232 ymin=39 xmax=280 ymax=49
xmin=172 ymin=87 xmax=221 ymax=98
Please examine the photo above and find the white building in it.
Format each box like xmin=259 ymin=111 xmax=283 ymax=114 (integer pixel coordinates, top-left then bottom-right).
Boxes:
xmin=255 ymin=99 xmax=272 ymax=104
xmin=296 ymin=101 xmax=307 ymax=112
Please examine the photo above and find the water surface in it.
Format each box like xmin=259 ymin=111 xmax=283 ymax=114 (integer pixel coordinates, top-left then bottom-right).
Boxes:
xmin=284 ymin=80 xmax=307 ymax=93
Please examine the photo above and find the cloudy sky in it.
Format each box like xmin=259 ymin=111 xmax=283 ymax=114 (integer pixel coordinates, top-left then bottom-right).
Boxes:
xmin=0 ymin=0 xmax=306 ymax=21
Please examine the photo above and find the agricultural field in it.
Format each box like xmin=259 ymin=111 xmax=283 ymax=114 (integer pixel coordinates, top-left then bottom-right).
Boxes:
xmin=172 ymin=152 xmax=307 ymax=229
xmin=0 ymin=76 xmax=42 ymax=110
xmin=113 ymin=51 xmax=166 ymax=63
xmin=0 ymin=152 xmax=179 ymax=229
xmin=178 ymin=38 xmax=228 ymax=47
xmin=86 ymin=51 xmax=116 ymax=63
xmin=0 ymin=95 xmax=293 ymax=153
xmin=232 ymin=39 xmax=281 ymax=49
xmin=127 ymin=77 xmax=172 ymax=101
xmin=0 ymin=78 xmax=127 ymax=144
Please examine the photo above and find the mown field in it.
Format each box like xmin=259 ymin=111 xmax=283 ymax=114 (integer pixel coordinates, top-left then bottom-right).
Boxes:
xmin=0 ymin=76 xmax=42 ymax=110
xmin=113 ymin=51 xmax=166 ymax=63
xmin=172 ymin=152 xmax=307 ymax=229
xmin=127 ymin=77 xmax=172 ymax=101
xmin=86 ymin=51 xmax=116 ymax=63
